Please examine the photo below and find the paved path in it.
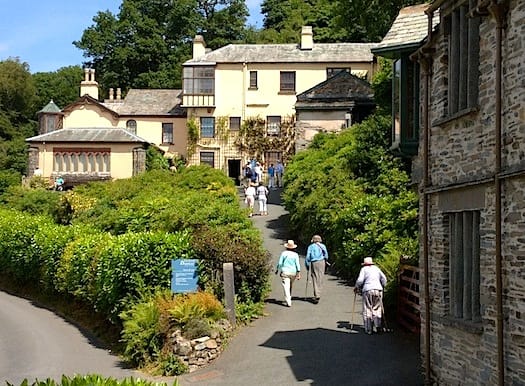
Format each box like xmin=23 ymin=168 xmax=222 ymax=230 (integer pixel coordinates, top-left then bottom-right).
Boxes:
xmin=0 ymin=290 xmax=140 ymax=385
xmin=176 ymin=188 xmax=424 ymax=386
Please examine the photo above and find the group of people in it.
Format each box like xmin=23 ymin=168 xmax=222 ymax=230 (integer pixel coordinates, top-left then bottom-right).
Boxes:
xmin=274 ymin=235 xmax=387 ymax=334
xmin=244 ymin=181 xmax=269 ymax=217
xmin=243 ymin=159 xmax=284 ymax=189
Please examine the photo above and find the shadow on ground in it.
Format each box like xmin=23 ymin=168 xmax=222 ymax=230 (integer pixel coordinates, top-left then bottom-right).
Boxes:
xmin=260 ymin=327 xmax=424 ymax=386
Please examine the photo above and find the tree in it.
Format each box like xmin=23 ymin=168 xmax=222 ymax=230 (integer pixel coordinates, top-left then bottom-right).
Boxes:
xmin=259 ymin=0 xmax=344 ymax=43
xmin=0 ymin=58 xmax=37 ymax=124
xmin=74 ymin=0 xmax=248 ymax=93
xmin=33 ymin=66 xmax=84 ymax=110
xmin=0 ymin=59 xmax=38 ymax=188
xmin=334 ymin=0 xmax=426 ymax=42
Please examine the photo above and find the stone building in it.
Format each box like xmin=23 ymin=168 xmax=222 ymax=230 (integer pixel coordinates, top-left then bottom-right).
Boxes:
xmin=377 ymin=0 xmax=524 ymax=384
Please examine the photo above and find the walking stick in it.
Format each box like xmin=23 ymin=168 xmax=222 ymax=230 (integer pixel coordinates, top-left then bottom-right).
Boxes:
xmin=349 ymin=291 xmax=358 ymax=333
xmin=304 ymin=270 xmax=310 ymax=300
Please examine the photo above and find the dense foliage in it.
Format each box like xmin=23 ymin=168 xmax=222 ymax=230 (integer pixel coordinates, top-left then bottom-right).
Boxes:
xmin=7 ymin=375 xmax=177 ymax=386
xmin=282 ymin=114 xmax=418 ymax=303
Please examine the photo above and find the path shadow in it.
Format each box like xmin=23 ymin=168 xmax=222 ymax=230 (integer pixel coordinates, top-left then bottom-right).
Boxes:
xmin=260 ymin=327 xmax=424 ymax=386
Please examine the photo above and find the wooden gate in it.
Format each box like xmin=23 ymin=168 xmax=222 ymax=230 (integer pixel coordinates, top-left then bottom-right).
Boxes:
xmin=397 ymin=264 xmax=420 ymax=333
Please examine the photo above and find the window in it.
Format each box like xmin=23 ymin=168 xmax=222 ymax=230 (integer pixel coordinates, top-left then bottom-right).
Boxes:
xmin=267 ymin=116 xmax=281 ymax=135
xmin=200 ymin=117 xmax=215 ymax=138
xmin=327 ymin=68 xmax=350 ymax=78
xmin=126 ymin=120 xmax=137 ymax=135
xmin=183 ymin=66 xmax=215 ymax=94
xmin=200 ymin=152 xmax=215 ymax=167
xmin=280 ymin=71 xmax=296 ymax=93
xmin=229 ymin=117 xmax=241 ymax=131
xmin=447 ymin=211 xmax=481 ymax=323
xmin=249 ymin=71 xmax=258 ymax=89
xmin=391 ymin=57 xmax=419 ymax=155
xmin=445 ymin=3 xmax=480 ymax=116
xmin=53 ymin=148 xmax=111 ymax=173
xmin=162 ymin=123 xmax=174 ymax=144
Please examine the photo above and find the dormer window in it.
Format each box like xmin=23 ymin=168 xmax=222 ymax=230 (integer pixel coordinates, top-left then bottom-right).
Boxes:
xmin=126 ymin=120 xmax=137 ymax=135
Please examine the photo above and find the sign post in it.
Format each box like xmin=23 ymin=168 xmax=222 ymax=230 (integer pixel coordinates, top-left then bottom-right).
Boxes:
xmin=171 ymin=259 xmax=199 ymax=293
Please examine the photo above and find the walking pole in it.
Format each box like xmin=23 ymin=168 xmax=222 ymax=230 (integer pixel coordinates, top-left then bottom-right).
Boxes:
xmin=304 ymin=270 xmax=310 ymax=300
xmin=380 ymin=297 xmax=393 ymax=333
xmin=349 ymin=291 xmax=358 ymax=333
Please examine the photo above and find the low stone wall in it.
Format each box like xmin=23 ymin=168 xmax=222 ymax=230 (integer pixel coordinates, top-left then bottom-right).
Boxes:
xmin=169 ymin=319 xmax=232 ymax=372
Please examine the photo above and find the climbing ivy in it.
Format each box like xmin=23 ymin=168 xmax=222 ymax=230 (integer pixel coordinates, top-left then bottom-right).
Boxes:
xmin=186 ymin=117 xmax=199 ymax=158
xmin=235 ymin=116 xmax=296 ymax=162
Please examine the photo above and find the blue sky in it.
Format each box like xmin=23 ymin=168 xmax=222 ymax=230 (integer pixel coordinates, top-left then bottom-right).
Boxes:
xmin=0 ymin=0 xmax=263 ymax=74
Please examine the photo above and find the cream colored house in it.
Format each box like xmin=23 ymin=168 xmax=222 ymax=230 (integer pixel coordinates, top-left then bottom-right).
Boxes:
xmin=182 ymin=26 xmax=378 ymax=181
xmin=27 ymin=69 xmax=187 ymax=186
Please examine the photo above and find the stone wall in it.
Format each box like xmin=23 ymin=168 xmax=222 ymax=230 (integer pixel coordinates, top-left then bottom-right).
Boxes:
xmin=418 ymin=1 xmax=525 ymax=384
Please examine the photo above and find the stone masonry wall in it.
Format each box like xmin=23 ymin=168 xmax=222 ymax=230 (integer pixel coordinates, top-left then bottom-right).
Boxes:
xmin=419 ymin=1 xmax=525 ymax=384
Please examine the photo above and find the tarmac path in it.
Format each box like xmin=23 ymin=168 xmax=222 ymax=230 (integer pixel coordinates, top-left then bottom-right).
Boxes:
xmin=176 ymin=188 xmax=424 ymax=386
xmin=0 ymin=187 xmax=423 ymax=386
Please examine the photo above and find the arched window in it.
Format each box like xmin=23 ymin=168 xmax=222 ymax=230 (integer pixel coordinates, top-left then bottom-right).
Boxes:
xmin=126 ymin=120 xmax=137 ymax=135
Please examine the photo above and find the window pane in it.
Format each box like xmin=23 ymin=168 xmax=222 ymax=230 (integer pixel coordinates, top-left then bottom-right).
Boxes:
xmin=250 ymin=71 xmax=258 ymax=88
xmin=126 ymin=120 xmax=137 ymax=135
xmin=229 ymin=117 xmax=241 ymax=131
xmin=200 ymin=117 xmax=215 ymax=138
xmin=200 ymin=151 xmax=214 ymax=167
xmin=280 ymin=71 xmax=295 ymax=92
xmin=267 ymin=116 xmax=281 ymax=135
xmin=162 ymin=123 xmax=174 ymax=144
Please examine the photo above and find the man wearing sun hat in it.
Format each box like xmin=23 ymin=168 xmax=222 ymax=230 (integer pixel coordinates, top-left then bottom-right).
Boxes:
xmin=275 ymin=240 xmax=301 ymax=307
xmin=354 ymin=256 xmax=387 ymax=334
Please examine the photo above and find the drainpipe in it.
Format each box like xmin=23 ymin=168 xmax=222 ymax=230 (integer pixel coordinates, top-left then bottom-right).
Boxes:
xmin=418 ymin=7 xmax=438 ymax=384
xmin=487 ymin=2 xmax=506 ymax=384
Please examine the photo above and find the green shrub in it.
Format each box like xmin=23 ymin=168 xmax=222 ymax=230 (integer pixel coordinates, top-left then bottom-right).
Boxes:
xmin=1 ymin=185 xmax=60 ymax=217
xmin=7 ymin=374 xmax=177 ymax=386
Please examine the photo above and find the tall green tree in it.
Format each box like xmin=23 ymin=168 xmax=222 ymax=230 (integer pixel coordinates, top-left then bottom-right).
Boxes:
xmin=259 ymin=0 xmax=344 ymax=43
xmin=74 ymin=0 xmax=248 ymax=93
xmin=334 ymin=0 xmax=426 ymax=42
xmin=0 ymin=59 xmax=38 ymax=187
xmin=33 ymin=66 xmax=84 ymax=110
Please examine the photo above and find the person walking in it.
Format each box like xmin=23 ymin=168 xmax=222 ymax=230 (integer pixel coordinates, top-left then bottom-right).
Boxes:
xmin=305 ymin=234 xmax=329 ymax=304
xmin=267 ymin=163 xmax=275 ymax=189
xmin=256 ymin=181 xmax=269 ymax=216
xmin=275 ymin=240 xmax=301 ymax=307
xmin=354 ymin=256 xmax=387 ymax=335
xmin=244 ymin=182 xmax=257 ymax=217
xmin=275 ymin=160 xmax=284 ymax=188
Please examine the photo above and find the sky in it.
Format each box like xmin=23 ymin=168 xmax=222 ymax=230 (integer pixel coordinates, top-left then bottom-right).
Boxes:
xmin=0 ymin=0 xmax=263 ymax=74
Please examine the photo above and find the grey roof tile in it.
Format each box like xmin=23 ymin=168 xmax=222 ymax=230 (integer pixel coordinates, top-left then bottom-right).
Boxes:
xmin=296 ymin=70 xmax=374 ymax=108
xmin=26 ymin=128 xmax=148 ymax=143
xmin=104 ymin=89 xmax=185 ymax=116
xmin=38 ymin=100 xmax=63 ymax=114
xmin=373 ymin=4 xmax=439 ymax=51
xmin=184 ymin=43 xmax=378 ymax=65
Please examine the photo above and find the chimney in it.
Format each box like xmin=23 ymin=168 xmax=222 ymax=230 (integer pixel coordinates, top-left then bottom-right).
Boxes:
xmin=80 ymin=68 xmax=99 ymax=100
xmin=300 ymin=26 xmax=313 ymax=50
xmin=193 ymin=35 xmax=206 ymax=59
xmin=109 ymin=88 xmax=114 ymax=100
xmin=116 ymin=88 xmax=121 ymax=101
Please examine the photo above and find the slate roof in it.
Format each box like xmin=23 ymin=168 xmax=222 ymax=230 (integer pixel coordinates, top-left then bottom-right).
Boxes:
xmin=372 ymin=4 xmax=440 ymax=56
xmin=26 ymin=128 xmax=148 ymax=143
xmin=295 ymin=70 xmax=374 ymax=110
xmin=37 ymin=100 xmax=63 ymax=114
xmin=105 ymin=89 xmax=185 ymax=116
xmin=184 ymin=43 xmax=378 ymax=65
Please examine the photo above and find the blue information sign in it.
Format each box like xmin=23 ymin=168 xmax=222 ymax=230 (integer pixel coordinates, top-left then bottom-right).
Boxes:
xmin=171 ymin=259 xmax=199 ymax=293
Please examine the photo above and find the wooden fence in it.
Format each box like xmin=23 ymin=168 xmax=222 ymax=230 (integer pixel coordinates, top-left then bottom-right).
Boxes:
xmin=397 ymin=264 xmax=421 ymax=333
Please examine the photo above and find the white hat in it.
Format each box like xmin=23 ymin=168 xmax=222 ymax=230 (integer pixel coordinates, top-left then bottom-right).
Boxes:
xmin=284 ymin=240 xmax=297 ymax=249
xmin=362 ymin=257 xmax=374 ymax=266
